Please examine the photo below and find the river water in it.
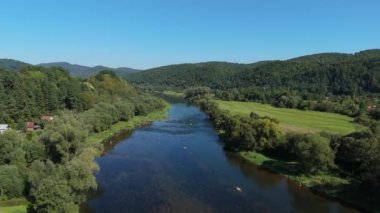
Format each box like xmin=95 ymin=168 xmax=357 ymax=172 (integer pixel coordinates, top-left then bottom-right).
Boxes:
xmin=83 ymin=103 xmax=358 ymax=213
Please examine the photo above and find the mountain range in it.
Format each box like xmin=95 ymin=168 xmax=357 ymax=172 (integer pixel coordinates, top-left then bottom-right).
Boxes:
xmin=125 ymin=49 xmax=380 ymax=90
xmin=2 ymin=49 xmax=380 ymax=82
xmin=0 ymin=59 xmax=140 ymax=78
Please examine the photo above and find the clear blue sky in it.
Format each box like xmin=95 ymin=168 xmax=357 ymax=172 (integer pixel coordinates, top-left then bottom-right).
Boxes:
xmin=0 ymin=0 xmax=379 ymax=69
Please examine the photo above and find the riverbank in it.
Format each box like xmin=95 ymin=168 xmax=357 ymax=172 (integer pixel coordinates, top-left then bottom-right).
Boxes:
xmin=240 ymin=152 xmax=378 ymax=212
xmin=86 ymin=101 xmax=170 ymax=144
xmin=184 ymin=93 xmax=378 ymax=212
xmin=0 ymin=103 xmax=169 ymax=213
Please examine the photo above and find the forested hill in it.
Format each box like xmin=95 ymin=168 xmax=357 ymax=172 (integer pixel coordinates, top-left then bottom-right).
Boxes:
xmin=125 ymin=49 xmax=380 ymax=95
xmin=0 ymin=59 xmax=30 ymax=71
xmin=127 ymin=62 xmax=248 ymax=88
xmin=0 ymin=59 xmax=140 ymax=78
xmin=38 ymin=62 xmax=140 ymax=78
xmin=0 ymin=67 xmax=137 ymax=126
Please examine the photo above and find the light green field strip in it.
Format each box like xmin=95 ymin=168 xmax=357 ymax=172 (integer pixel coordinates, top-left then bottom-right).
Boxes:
xmin=216 ymin=100 xmax=361 ymax=134
xmin=0 ymin=205 xmax=27 ymax=213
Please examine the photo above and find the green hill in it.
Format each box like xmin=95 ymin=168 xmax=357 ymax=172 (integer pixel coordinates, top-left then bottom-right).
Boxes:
xmin=39 ymin=62 xmax=140 ymax=78
xmin=0 ymin=59 xmax=30 ymax=71
xmin=126 ymin=49 xmax=380 ymax=94
xmin=126 ymin=49 xmax=380 ymax=117
xmin=126 ymin=62 xmax=248 ymax=88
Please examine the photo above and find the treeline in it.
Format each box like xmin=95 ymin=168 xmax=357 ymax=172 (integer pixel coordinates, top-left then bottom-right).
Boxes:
xmin=127 ymin=49 xmax=380 ymax=117
xmin=0 ymin=67 xmax=165 ymax=212
xmin=0 ymin=66 xmax=89 ymax=126
xmin=186 ymin=90 xmax=380 ymax=190
xmin=0 ymin=67 xmax=138 ymax=127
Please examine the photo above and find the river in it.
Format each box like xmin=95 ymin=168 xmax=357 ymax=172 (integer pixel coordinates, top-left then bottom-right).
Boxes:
xmin=83 ymin=103 xmax=358 ymax=213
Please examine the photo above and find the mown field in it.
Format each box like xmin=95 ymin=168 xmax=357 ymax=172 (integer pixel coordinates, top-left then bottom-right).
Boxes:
xmin=0 ymin=205 xmax=27 ymax=213
xmin=216 ymin=100 xmax=361 ymax=134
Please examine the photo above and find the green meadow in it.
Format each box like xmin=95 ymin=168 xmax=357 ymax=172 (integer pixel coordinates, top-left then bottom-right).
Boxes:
xmin=0 ymin=205 xmax=27 ymax=213
xmin=216 ymin=100 xmax=361 ymax=134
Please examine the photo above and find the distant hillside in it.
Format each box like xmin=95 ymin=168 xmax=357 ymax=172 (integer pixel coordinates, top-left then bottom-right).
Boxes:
xmin=126 ymin=61 xmax=258 ymax=88
xmin=125 ymin=49 xmax=380 ymax=92
xmin=39 ymin=62 xmax=140 ymax=78
xmin=0 ymin=59 xmax=30 ymax=71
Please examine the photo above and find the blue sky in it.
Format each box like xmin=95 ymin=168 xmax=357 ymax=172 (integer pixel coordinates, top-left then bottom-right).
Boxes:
xmin=0 ymin=0 xmax=379 ymax=69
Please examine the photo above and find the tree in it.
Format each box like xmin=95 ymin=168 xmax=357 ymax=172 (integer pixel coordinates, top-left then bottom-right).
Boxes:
xmin=335 ymin=131 xmax=380 ymax=186
xmin=31 ymin=176 xmax=78 ymax=213
xmin=0 ymin=165 xmax=25 ymax=198
xmin=226 ymin=116 xmax=283 ymax=151
xmin=287 ymin=134 xmax=335 ymax=174
xmin=62 ymin=147 xmax=100 ymax=202
xmin=39 ymin=112 xmax=88 ymax=163
xmin=115 ymin=101 xmax=135 ymax=121
xmin=0 ymin=130 xmax=27 ymax=166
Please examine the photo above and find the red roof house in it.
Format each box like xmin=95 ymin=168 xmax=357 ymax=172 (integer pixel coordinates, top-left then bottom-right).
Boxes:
xmin=26 ymin=122 xmax=35 ymax=131
xmin=41 ymin=115 xmax=54 ymax=122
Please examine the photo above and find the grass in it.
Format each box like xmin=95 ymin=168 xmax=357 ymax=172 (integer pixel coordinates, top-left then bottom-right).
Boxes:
xmin=216 ymin=100 xmax=361 ymax=134
xmin=161 ymin=90 xmax=185 ymax=98
xmin=86 ymin=102 xmax=169 ymax=144
xmin=0 ymin=205 xmax=27 ymax=213
xmin=0 ymin=199 xmax=28 ymax=213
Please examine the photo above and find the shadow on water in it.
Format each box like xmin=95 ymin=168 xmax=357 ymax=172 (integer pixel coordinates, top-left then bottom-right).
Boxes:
xmin=81 ymin=103 xmax=360 ymax=213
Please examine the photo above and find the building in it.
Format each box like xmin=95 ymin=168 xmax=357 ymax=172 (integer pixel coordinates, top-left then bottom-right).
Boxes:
xmin=41 ymin=115 xmax=54 ymax=122
xmin=25 ymin=121 xmax=35 ymax=131
xmin=0 ymin=124 xmax=8 ymax=134
xmin=367 ymin=104 xmax=377 ymax=111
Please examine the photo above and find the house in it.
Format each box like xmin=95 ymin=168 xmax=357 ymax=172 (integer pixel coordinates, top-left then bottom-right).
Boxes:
xmin=367 ymin=104 xmax=377 ymax=111
xmin=25 ymin=121 xmax=35 ymax=131
xmin=0 ymin=124 xmax=8 ymax=134
xmin=41 ymin=115 xmax=54 ymax=122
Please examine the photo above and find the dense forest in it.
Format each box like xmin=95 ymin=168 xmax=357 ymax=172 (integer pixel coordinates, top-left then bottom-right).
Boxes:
xmin=0 ymin=66 xmax=165 ymax=212
xmin=127 ymin=49 xmax=380 ymax=116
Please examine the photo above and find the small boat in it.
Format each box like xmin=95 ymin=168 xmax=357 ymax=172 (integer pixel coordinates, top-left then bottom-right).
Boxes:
xmin=235 ymin=186 xmax=242 ymax=192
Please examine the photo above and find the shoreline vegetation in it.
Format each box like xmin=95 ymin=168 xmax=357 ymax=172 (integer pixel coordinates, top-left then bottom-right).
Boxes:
xmin=239 ymin=152 xmax=374 ymax=212
xmin=0 ymin=102 xmax=169 ymax=213
xmin=86 ymin=101 xmax=169 ymax=145
xmin=175 ymin=89 xmax=379 ymax=213
xmin=0 ymin=68 xmax=171 ymax=212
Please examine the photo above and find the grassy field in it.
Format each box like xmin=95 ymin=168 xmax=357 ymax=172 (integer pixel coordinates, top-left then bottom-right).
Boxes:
xmin=0 ymin=198 xmax=28 ymax=213
xmin=0 ymin=205 xmax=27 ymax=213
xmin=161 ymin=90 xmax=185 ymax=98
xmin=216 ymin=100 xmax=360 ymax=134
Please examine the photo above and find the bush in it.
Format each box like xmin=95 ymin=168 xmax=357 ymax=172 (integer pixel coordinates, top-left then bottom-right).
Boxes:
xmin=335 ymin=131 xmax=380 ymax=186
xmin=115 ymin=101 xmax=135 ymax=121
xmin=225 ymin=116 xmax=283 ymax=151
xmin=286 ymin=134 xmax=335 ymax=174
